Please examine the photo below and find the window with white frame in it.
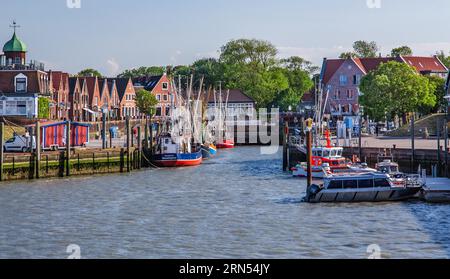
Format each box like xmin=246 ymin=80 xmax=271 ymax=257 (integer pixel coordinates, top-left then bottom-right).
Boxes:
xmin=15 ymin=74 xmax=27 ymax=93
xmin=339 ymin=75 xmax=348 ymax=86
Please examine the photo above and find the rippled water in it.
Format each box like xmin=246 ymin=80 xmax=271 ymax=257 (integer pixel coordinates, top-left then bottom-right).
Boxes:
xmin=0 ymin=146 xmax=449 ymax=259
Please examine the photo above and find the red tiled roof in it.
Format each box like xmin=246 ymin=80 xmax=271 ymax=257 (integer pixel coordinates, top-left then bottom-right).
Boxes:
xmin=357 ymin=57 xmax=401 ymax=72
xmin=401 ymin=56 xmax=448 ymax=73
xmin=50 ymin=71 xmax=63 ymax=90
xmin=207 ymin=89 xmax=255 ymax=103
xmin=321 ymin=59 xmax=345 ymax=84
xmin=321 ymin=56 xmax=448 ymax=84
xmin=84 ymin=77 xmax=98 ymax=99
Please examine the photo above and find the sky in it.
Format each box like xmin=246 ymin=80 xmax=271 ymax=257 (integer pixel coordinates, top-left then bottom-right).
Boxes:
xmin=1 ymin=0 xmax=450 ymax=76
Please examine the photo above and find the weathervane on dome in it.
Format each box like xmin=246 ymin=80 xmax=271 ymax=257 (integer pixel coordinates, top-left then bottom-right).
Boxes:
xmin=10 ymin=21 xmax=21 ymax=33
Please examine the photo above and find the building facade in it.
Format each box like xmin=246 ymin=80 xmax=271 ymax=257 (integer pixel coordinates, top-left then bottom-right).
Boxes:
xmin=133 ymin=73 xmax=173 ymax=117
xmin=113 ymin=78 xmax=138 ymax=119
xmin=320 ymin=56 xmax=449 ymax=122
xmin=207 ymin=89 xmax=256 ymax=118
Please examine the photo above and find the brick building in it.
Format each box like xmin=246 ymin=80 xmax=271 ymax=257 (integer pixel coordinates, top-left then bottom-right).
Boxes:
xmin=133 ymin=73 xmax=173 ymax=117
xmin=112 ymin=78 xmax=138 ymax=119
xmin=320 ymin=55 xmax=448 ymax=122
xmin=48 ymin=71 xmax=70 ymax=120
xmin=68 ymin=77 xmax=90 ymax=121
xmin=0 ymin=28 xmax=51 ymax=118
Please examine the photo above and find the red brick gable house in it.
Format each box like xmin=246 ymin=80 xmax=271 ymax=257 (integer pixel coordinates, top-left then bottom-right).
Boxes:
xmin=320 ymin=55 xmax=448 ymax=120
xmin=83 ymin=76 xmax=101 ymax=121
xmin=49 ymin=71 xmax=70 ymax=120
xmin=68 ymin=77 xmax=90 ymax=121
xmin=107 ymin=79 xmax=121 ymax=120
xmin=134 ymin=73 xmax=173 ymax=117
xmin=111 ymin=78 xmax=137 ymax=119
xmin=98 ymin=78 xmax=111 ymax=113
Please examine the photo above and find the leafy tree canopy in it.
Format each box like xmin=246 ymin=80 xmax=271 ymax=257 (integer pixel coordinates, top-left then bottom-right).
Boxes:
xmin=118 ymin=66 xmax=165 ymax=78
xmin=391 ymin=46 xmax=413 ymax=57
xmin=340 ymin=41 xmax=379 ymax=59
xmin=77 ymin=68 xmax=103 ymax=77
xmin=359 ymin=61 xmax=436 ymax=122
xmin=135 ymin=89 xmax=159 ymax=117
xmin=436 ymin=50 xmax=450 ymax=68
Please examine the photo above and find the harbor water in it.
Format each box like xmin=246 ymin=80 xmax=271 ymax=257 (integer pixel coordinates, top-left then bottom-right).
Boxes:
xmin=0 ymin=146 xmax=449 ymax=259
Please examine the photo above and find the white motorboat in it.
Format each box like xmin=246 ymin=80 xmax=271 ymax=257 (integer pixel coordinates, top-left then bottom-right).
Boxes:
xmin=305 ymin=172 xmax=422 ymax=203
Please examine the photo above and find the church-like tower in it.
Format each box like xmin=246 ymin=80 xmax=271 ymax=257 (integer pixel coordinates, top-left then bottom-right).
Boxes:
xmin=2 ymin=22 xmax=27 ymax=66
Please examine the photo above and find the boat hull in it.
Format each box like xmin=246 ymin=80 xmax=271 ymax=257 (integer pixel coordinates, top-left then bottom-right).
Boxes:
xmin=151 ymin=152 xmax=203 ymax=167
xmin=307 ymin=187 xmax=421 ymax=203
xmin=217 ymin=140 xmax=235 ymax=149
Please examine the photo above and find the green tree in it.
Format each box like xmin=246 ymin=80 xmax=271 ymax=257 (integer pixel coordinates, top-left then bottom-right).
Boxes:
xmin=339 ymin=52 xmax=357 ymax=59
xmin=219 ymin=39 xmax=284 ymax=108
xmin=280 ymin=56 xmax=319 ymax=75
xmin=77 ymin=68 xmax=103 ymax=77
xmin=421 ymin=76 xmax=447 ymax=114
xmin=436 ymin=50 xmax=450 ymax=68
xmin=38 ymin=97 xmax=50 ymax=119
xmin=118 ymin=66 xmax=165 ymax=78
xmin=391 ymin=46 xmax=413 ymax=57
xmin=220 ymin=39 xmax=278 ymax=69
xmin=360 ymin=61 xmax=436 ymax=124
xmin=135 ymin=89 xmax=159 ymax=116
xmin=353 ymin=40 xmax=379 ymax=58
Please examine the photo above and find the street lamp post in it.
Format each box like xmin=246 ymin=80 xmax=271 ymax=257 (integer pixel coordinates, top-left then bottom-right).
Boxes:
xmin=444 ymin=94 xmax=449 ymax=178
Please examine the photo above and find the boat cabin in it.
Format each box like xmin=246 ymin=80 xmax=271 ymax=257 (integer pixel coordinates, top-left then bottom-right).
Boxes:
xmin=312 ymin=146 xmax=347 ymax=169
xmin=376 ymin=160 xmax=400 ymax=174
xmin=324 ymin=173 xmax=393 ymax=190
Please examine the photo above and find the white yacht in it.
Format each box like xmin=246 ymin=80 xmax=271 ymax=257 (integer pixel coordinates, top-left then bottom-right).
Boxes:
xmin=305 ymin=172 xmax=422 ymax=203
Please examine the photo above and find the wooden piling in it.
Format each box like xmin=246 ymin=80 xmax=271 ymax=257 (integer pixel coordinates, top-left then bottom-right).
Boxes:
xmin=35 ymin=122 xmax=41 ymax=179
xmin=66 ymin=121 xmax=71 ymax=177
xmin=126 ymin=117 xmax=130 ymax=172
xmin=282 ymin=122 xmax=288 ymax=171
xmin=120 ymin=148 xmax=125 ymax=173
xmin=0 ymin=122 xmax=4 ymax=181
xmin=102 ymin=111 xmax=107 ymax=149
xmin=137 ymin=126 xmax=142 ymax=169
xmin=437 ymin=119 xmax=441 ymax=177
xmin=144 ymin=117 xmax=149 ymax=150
xmin=306 ymin=129 xmax=313 ymax=189
xmin=411 ymin=114 xmax=415 ymax=173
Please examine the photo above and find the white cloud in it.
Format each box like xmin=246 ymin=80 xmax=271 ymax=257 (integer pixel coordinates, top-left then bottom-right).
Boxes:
xmin=106 ymin=58 xmax=120 ymax=76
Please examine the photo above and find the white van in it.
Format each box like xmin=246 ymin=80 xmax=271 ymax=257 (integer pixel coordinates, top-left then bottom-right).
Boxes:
xmin=3 ymin=135 xmax=36 ymax=152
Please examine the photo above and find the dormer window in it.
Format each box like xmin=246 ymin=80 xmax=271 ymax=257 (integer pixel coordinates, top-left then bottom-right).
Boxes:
xmin=14 ymin=74 xmax=27 ymax=93
xmin=162 ymin=82 xmax=169 ymax=90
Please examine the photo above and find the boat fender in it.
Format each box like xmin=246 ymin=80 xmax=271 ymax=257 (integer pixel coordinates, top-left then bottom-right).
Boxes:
xmin=309 ymin=184 xmax=321 ymax=196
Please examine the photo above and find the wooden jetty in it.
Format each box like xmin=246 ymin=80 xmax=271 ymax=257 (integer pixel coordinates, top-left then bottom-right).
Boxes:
xmin=421 ymin=178 xmax=450 ymax=203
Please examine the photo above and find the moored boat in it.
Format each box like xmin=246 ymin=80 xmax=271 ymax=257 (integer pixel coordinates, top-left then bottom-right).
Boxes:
xmin=216 ymin=139 xmax=235 ymax=149
xmin=152 ymin=151 xmax=203 ymax=167
xmin=151 ymin=134 xmax=203 ymax=167
xmin=305 ymin=172 xmax=422 ymax=203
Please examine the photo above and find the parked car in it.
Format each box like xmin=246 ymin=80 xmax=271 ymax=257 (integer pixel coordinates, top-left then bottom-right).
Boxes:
xmin=3 ymin=135 xmax=36 ymax=152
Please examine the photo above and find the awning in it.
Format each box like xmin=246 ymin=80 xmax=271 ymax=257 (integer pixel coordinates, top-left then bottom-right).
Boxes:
xmin=83 ymin=108 xmax=97 ymax=115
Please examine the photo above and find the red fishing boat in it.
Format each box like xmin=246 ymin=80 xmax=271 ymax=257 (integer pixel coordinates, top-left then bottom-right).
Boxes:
xmin=216 ymin=139 xmax=235 ymax=149
xmin=151 ymin=134 xmax=203 ymax=167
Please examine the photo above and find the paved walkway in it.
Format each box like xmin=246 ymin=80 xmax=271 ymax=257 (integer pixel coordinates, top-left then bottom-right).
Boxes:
xmin=348 ymin=136 xmax=449 ymax=151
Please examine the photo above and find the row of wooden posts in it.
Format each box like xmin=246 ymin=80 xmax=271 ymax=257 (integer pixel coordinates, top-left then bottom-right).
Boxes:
xmin=0 ymin=117 xmax=149 ymax=182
